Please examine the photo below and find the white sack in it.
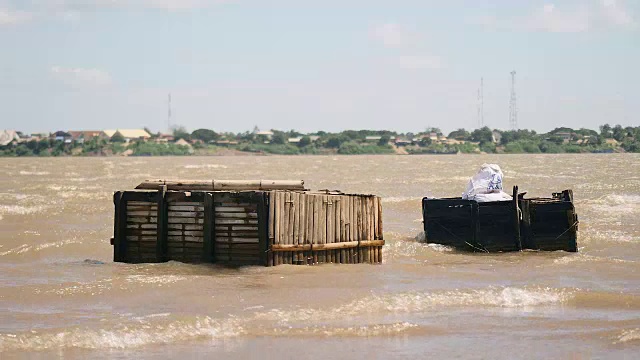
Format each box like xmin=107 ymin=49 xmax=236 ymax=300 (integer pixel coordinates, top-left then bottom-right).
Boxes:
xmin=462 ymin=163 xmax=512 ymax=202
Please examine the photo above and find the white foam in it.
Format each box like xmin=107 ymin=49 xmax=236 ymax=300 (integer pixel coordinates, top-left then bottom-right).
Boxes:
xmin=19 ymin=170 xmax=50 ymax=176
xmin=616 ymin=328 xmax=640 ymax=344
xmin=43 ymin=279 xmax=113 ymax=296
xmin=0 ymin=316 xmax=420 ymax=351
xmin=255 ymin=287 xmax=572 ymax=325
xmin=184 ymin=164 xmax=228 ymax=169
xmin=269 ymin=322 xmax=419 ymax=337
xmin=125 ymin=275 xmax=187 ymax=286
xmin=588 ymin=194 xmax=640 ymax=215
xmin=0 ymin=240 xmax=82 ymax=256
xmin=426 ymin=243 xmax=454 ymax=252
xmin=0 ymin=205 xmax=46 ymax=216
xmin=340 ymin=287 xmax=570 ymax=313
xmin=553 ymin=253 xmax=632 ymax=265
xmin=0 ymin=316 xmax=244 ymax=351
xmin=382 ymin=196 xmax=419 ymax=204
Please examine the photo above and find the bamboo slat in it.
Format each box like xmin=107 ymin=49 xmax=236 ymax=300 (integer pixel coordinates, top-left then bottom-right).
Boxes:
xmin=320 ymin=195 xmax=327 ymax=263
xmin=306 ymin=193 xmax=314 ymax=264
xmin=268 ymin=191 xmax=275 ymax=266
xmin=297 ymin=192 xmax=305 ymax=264
xmin=271 ymin=240 xmax=385 ymax=251
xmin=292 ymin=192 xmax=300 ymax=264
xmin=326 ymin=196 xmax=335 ymax=263
xmin=349 ymin=196 xmax=354 ymax=264
xmin=336 ymin=196 xmax=343 ymax=264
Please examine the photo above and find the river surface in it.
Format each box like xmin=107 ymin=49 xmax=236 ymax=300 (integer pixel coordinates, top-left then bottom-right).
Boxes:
xmin=0 ymin=154 xmax=639 ymax=359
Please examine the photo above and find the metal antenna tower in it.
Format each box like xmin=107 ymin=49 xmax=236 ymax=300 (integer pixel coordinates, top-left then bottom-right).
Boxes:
xmin=509 ymin=71 xmax=518 ymax=130
xmin=167 ymin=93 xmax=172 ymax=131
xmin=477 ymin=77 xmax=484 ymax=128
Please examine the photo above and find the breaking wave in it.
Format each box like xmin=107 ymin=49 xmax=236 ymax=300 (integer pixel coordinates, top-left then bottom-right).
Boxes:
xmin=125 ymin=275 xmax=187 ymax=286
xmin=616 ymin=328 xmax=640 ymax=344
xmin=587 ymin=194 xmax=640 ymax=215
xmin=0 ymin=286 xmax=569 ymax=351
xmin=0 ymin=205 xmax=46 ymax=216
xmin=382 ymin=196 xmax=420 ymax=204
xmin=183 ymin=164 xmax=228 ymax=169
xmin=553 ymin=253 xmax=633 ymax=265
xmin=256 ymin=287 xmax=571 ymax=325
xmin=0 ymin=316 xmax=245 ymax=351
xmin=0 ymin=317 xmax=419 ymax=351
xmin=19 ymin=170 xmax=50 ymax=176
xmin=340 ymin=286 xmax=570 ymax=312
xmin=0 ymin=240 xmax=82 ymax=256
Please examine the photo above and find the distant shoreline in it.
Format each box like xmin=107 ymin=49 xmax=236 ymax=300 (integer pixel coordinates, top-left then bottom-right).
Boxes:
xmin=2 ymin=124 xmax=638 ymax=156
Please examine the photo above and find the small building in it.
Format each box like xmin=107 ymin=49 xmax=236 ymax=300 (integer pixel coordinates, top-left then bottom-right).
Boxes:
xmin=555 ymin=132 xmax=573 ymax=144
xmin=69 ymin=131 xmax=108 ymax=144
xmin=429 ymin=132 xmax=438 ymax=141
xmin=51 ymin=131 xmax=73 ymax=143
xmin=215 ymin=140 xmax=239 ymax=146
xmin=174 ymin=138 xmax=194 ymax=153
xmin=155 ymin=133 xmax=174 ymax=143
xmin=0 ymin=130 xmax=20 ymax=146
xmin=288 ymin=137 xmax=302 ymax=144
xmin=365 ymin=136 xmax=382 ymax=142
xmin=255 ymin=130 xmax=274 ymax=140
xmin=445 ymin=138 xmax=464 ymax=145
xmin=394 ymin=138 xmax=411 ymax=146
xmin=104 ymin=129 xmax=152 ymax=142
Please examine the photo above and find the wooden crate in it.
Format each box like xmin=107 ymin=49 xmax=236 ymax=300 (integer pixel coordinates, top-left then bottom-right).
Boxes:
xmin=112 ymin=190 xmax=383 ymax=265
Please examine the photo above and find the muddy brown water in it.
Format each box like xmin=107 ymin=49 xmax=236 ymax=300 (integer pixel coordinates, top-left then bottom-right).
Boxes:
xmin=0 ymin=154 xmax=639 ymax=359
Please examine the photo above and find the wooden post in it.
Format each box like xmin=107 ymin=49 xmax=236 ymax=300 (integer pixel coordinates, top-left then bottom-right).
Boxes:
xmin=326 ymin=196 xmax=334 ymax=263
xmin=377 ymin=196 xmax=383 ymax=241
xmin=472 ymin=201 xmax=480 ymax=251
xmin=306 ymin=194 xmax=315 ymax=264
xmin=156 ymin=186 xmax=168 ymax=263
xmin=257 ymin=192 xmax=269 ymax=266
xmin=313 ymin=194 xmax=321 ymax=264
xmin=287 ymin=192 xmax=294 ymax=264
xmin=274 ymin=191 xmax=281 ymax=266
xmin=513 ymin=185 xmax=522 ymax=251
xmin=203 ymin=192 xmax=215 ymax=263
xmin=349 ymin=196 xmax=355 ymax=264
xmin=268 ymin=191 xmax=275 ymax=266
xmin=113 ymin=191 xmax=127 ymax=262
xmin=292 ymin=192 xmax=300 ymax=264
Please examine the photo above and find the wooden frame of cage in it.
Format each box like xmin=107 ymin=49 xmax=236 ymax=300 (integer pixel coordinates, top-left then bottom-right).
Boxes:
xmin=112 ymin=189 xmax=384 ymax=265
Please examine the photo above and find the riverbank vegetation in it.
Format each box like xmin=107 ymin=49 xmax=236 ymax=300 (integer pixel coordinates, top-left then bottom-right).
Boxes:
xmin=1 ymin=124 xmax=639 ymax=156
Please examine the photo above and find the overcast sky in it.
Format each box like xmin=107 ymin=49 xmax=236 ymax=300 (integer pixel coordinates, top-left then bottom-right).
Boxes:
xmin=1 ymin=0 xmax=638 ymax=135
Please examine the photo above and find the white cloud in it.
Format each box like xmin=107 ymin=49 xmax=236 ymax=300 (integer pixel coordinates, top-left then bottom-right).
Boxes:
xmin=0 ymin=7 xmax=33 ymax=26
xmin=0 ymin=0 xmax=233 ymax=24
xmin=601 ymin=0 xmax=635 ymax=27
xmin=50 ymin=66 xmax=112 ymax=87
xmin=39 ymin=0 xmax=233 ymax=11
xmin=525 ymin=3 xmax=590 ymax=33
xmin=473 ymin=0 xmax=636 ymax=33
xmin=371 ymin=23 xmax=418 ymax=48
xmin=397 ymin=55 xmax=444 ymax=70
xmin=372 ymin=22 xmax=444 ymax=71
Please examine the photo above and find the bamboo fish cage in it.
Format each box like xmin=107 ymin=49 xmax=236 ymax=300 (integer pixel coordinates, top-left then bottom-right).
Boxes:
xmin=111 ymin=180 xmax=384 ymax=266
